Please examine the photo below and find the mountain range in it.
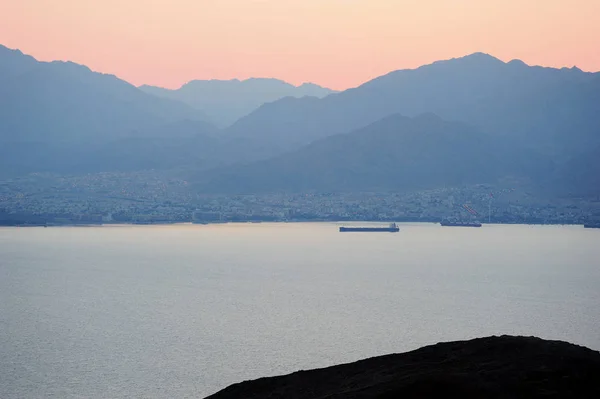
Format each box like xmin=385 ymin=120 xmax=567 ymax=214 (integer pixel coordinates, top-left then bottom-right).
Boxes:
xmin=0 ymin=45 xmax=209 ymax=144
xmin=223 ymin=53 xmax=600 ymax=157
xmin=199 ymin=113 xmax=554 ymax=193
xmin=0 ymin=45 xmax=283 ymax=176
xmin=0 ymin=44 xmax=598 ymax=196
xmin=141 ymin=78 xmax=335 ymax=127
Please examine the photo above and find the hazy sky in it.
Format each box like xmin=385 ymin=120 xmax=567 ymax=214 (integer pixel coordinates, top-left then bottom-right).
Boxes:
xmin=1 ymin=0 xmax=599 ymax=90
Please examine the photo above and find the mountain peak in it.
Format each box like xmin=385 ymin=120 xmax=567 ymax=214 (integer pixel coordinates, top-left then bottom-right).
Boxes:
xmin=298 ymin=82 xmax=322 ymax=89
xmin=455 ymin=52 xmax=505 ymax=65
xmin=0 ymin=44 xmax=37 ymax=62
xmin=508 ymin=59 xmax=528 ymax=67
xmin=415 ymin=52 xmax=506 ymax=73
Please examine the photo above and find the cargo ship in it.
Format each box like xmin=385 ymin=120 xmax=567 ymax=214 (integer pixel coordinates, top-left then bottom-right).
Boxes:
xmin=339 ymin=223 xmax=399 ymax=233
xmin=440 ymin=220 xmax=482 ymax=227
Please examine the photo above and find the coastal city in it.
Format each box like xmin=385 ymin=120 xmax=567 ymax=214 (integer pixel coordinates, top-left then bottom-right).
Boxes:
xmin=1 ymin=171 xmax=599 ymax=226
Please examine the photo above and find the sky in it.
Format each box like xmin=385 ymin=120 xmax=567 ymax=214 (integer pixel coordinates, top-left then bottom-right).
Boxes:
xmin=1 ymin=0 xmax=599 ymax=90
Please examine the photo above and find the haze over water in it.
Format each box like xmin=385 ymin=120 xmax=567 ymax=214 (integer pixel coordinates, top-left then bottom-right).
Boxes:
xmin=1 ymin=223 xmax=599 ymax=398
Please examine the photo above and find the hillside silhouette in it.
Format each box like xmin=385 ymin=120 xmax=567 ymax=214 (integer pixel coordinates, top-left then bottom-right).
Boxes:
xmin=207 ymin=336 xmax=600 ymax=399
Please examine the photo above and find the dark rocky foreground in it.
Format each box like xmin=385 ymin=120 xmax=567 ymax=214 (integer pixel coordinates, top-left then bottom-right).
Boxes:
xmin=206 ymin=336 xmax=600 ymax=398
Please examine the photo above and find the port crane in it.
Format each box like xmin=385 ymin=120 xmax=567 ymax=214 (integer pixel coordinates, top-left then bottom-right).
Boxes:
xmin=462 ymin=204 xmax=479 ymax=216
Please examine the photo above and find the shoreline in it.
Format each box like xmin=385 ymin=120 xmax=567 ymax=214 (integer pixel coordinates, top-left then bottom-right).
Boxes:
xmin=1 ymin=220 xmax=596 ymax=228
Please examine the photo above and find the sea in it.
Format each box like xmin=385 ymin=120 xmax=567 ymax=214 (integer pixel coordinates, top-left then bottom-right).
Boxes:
xmin=1 ymin=223 xmax=599 ymax=398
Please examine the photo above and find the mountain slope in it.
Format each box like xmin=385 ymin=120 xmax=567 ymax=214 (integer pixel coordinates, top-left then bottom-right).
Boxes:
xmin=0 ymin=45 xmax=38 ymax=81
xmin=207 ymin=336 xmax=600 ymax=399
xmin=554 ymin=144 xmax=600 ymax=196
xmin=224 ymin=53 xmax=600 ymax=156
xmin=0 ymin=44 xmax=210 ymax=143
xmin=199 ymin=114 xmax=552 ymax=194
xmin=141 ymin=78 xmax=336 ymax=127
xmin=0 ymin=118 xmax=284 ymax=176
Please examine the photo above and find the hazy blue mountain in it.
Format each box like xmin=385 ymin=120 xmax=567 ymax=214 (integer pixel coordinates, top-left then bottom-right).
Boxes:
xmin=1 ymin=45 xmax=594 ymax=197
xmin=0 ymin=46 xmax=38 ymax=81
xmin=140 ymin=78 xmax=336 ymax=127
xmin=554 ymin=145 xmax=600 ymax=196
xmin=0 ymin=44 xmax=210 ymax=143
xmin=224 ymin=53 xmax=600 ymax=157
xmin=72 ymin=129 xmax=287 ymax=174
xmin=0 ymin=119 xmax=284 ymax=177
xmin=198 ymin=114 xmax=553 ymax=194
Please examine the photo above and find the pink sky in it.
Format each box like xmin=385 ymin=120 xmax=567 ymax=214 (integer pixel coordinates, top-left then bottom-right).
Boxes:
xmin=1 ymin=0 xmax=599 ymax=90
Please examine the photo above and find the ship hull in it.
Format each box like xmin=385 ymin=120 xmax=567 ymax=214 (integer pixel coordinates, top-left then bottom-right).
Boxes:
xmin=440 ymin=222 xmax=482 ymax=227
xmin=339 ymin=227 xmax=399 ymax=232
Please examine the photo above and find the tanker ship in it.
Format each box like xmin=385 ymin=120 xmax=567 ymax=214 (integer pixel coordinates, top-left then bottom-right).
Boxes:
xmin=440 ymin=220 xmax=482 ymax=227
xmin=339 ymin=223 xmax=400 ymax=232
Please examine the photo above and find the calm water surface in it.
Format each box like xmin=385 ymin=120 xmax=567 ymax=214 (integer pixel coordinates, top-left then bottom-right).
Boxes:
xmin=1 ymin=223 xmax=599 ymax=398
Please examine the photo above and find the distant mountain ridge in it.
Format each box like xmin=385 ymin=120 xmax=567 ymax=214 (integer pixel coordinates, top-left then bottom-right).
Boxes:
xmin=0 ymin=44 xmax=210 ymax=143
xmin=140 ymin=78 xmax=336 ymax=127
xmin=1 ymin=45 xmax=598 ymax=197
xmin=223 ymin=53 xmax=600 ymax=157
xmin=198 ymin=113 xmax=554 ymax=194
xmin=0 ymin=45 xmax=38 ymax=80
